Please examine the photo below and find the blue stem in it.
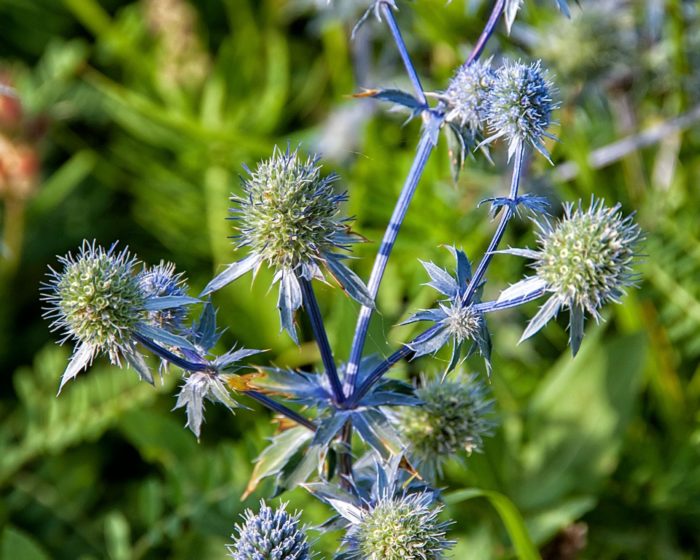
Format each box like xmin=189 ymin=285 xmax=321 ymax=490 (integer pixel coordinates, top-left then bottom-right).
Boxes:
xmin=134 ymin=332 xmax=208 ymax=372
xmin=462 ymin=142 xmax=525 ymax=305
xmin=246 ymin=391 xmax=317 ymax=432
xmin=300 ymin=277 xmax=345 ymax=404
xmin=379 ymin=2 xmax=427 ymax=105
xmin=349 ymin=146 xmax=527 ymax=406
xmin=466 ymin=0 xmax=506 ymax=65
xmin=344 ymin=132 xmax=435 ymax=395
xmin=348 ymin=325 xmax=440 ymax=408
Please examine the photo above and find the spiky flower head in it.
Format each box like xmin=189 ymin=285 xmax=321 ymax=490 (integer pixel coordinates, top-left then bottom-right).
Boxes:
xmin=499 ymin=198 xmax=642 ymax=355
xmin=441 ymin=302 xmax=481 ymax=344
xmin=139 ymin=261 xmax=189 ymax=332
xmin=535 ymin=199 xmax=641 ymax=313
xmin=234 ymin=146 xmax=352 ymax=272
xmin=41 ymin=241 xmax=151 ymax=391
xmin=343 ymin=491 xmax=453 ymax=560
xmin=442 ymin=60 xmax=495 ymax=131
xmin=227 ymin=501 xmax=311 ymax=560
xmin=484 ymin=60 xmax=556 ymax=161
xmin=404 ymin=248 xmax=492 ymax=376
xmin=201 ymin=145 xmax=372 ymax=343
xmin=393 ymin=373 xmax=495 ymax=479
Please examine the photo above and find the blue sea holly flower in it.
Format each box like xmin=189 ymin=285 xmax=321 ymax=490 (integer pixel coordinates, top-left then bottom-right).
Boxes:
xmin=403 ymin=247 xmax=492 ymax=375
xmin=227 ymin=500 xmax=311 ymax=560
xmin=497 ymin=198 xmax=642 ymax=355
xmin=391 ymin=373 xmax=495 ymax=480
xmin=201 ymin=146 xmax=373 ymax=343
xmin=42 ymin=241 xmax=199 ymax=392
xmin=307 ymin=456 xmax=453 ymax=560
xmin=484 ymin=60 xmax=557 ymax=162
xmin=441 ymin=59 xmax=495 ymax=132
xmin=138 ymin=261 xmax=189 ymax=332
xmin=340 ymin=491 xmax=452 ymax=560
xmin=437 ymin=59 xmax=496 ymax=179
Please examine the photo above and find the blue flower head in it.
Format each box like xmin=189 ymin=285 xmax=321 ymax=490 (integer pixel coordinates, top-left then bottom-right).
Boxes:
xmin=442 ymin=59 xmax=495 ymax=132
xmin=307 ymin=456 xmax=453 ymax=560
xmin=484 ymin=60 xmax=557 ymax=161
xmin=42 ymin=241 xmax=150 ymax=392
xmin=138 ymin=261 xmax=189 ymax=332
xmin=498 ymin=198 xmax=642 ymax=355
xmin=403 ymin=247 xmax=492 ymax=375
xmin=227 ymin=500 xmax=311 ymax=560
xmin=201 ymin=146 xmax=372 ymax=343
xmin=42 ymin=241 xmax=200 ymax=392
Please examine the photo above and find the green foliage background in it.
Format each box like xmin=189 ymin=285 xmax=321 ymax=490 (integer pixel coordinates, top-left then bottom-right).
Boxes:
xmin=0 ymin=0 xmax=699 ymax=558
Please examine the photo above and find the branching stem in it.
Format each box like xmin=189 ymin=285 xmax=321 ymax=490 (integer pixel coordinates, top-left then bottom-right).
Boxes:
xmin=300 ymin=277 xmax=345 ymax=404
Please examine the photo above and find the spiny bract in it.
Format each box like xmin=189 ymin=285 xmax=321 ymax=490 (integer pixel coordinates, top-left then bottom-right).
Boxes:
xmin=227 ymin=501 xmax=311 ymax=560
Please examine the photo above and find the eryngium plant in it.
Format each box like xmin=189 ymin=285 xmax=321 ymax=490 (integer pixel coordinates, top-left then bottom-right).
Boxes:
xmin=42 ymin=1 xmax=642 ymax=557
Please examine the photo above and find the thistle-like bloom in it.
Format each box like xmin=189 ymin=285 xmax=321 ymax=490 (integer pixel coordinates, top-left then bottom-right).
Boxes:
xmin=342 ymin=491 xmax=452 ymax=560
xmin=403 ymin=247 xmax=492 ymax=375
xmin=306 ymin=456 xmax=453 ymax=559
xmin=393 ymin=373 xmax=495 ymax=479
xmin=484 ymin=60 xmax=556 ymax=161
xmin=201 ymin=146 xmax=372 ymax=342
xmin=42 ymin=241 xmax=150 ymax=392
xmin=497 ymin=199 xmax=642 ymax=355
xmin=139 ymin=261 xmax=189 ymax=332
xmin=227 ymin=501 xmax=310 ymax=560
xmin=441 ymin=59 xmax=495 ymax=132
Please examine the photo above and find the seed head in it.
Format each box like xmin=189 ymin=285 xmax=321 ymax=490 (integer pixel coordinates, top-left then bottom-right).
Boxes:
xmin=394 ymin=373 xmax=494 ymax=479
xmin=234 ymin=146 xmax=353 ymax=272
xmin=344 ymin=491 xmax=453 ymax=560
xmin=535 ymin=199 xmax=641 ymax=317
xmin=443 ymin=60 xmax=495 ymax=131
xmin=42 ymin=241 xmax=145 ymax=366
xmin=485 ymin=60 xmax=556 ymax=160
xmin=139 ymin=261 xmax=189 ymax=332
xmin=227 ymin=501 xmax=311 ymax=560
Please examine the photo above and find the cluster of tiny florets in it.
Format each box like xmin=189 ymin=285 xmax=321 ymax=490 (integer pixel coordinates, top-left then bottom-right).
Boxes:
xmin=344 ymin=492 xmax=452 ymax=560
xmin=443 ymin=60 xmax=495 ymax=130
xmin=395 ymin=374 xmax=494 ymax=478
xmin=485 ymin=60 xmax=555 ymax=158
xmin=41 ymin=241 xmax=145 ymax=364
xmin=139 ymin=261 xmax=188 ymax=331
xmin=227 ymin=501 xmax=310 ymax=560
xmin=534 ymin=199 xmax=641 ymax=316
xmin=442 ymin=303 xmax=481 ymax=344
xmin=233 ymin=146 xmax=351 ymax=272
